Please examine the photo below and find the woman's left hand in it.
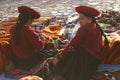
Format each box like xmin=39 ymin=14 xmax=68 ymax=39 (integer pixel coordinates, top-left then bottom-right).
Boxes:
xmin=52 ymin=57 xmax=59 ymax=66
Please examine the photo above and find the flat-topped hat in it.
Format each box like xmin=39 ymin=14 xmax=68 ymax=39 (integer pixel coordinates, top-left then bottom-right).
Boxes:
xmin=18 ymin=6 xmax=40 ymax=19
xmin=75 ymin=6 xmax=100 ymax=17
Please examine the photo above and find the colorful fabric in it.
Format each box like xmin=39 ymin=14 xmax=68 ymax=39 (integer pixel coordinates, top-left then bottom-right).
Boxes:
xmin=4 ymin=58 xmax=48 ymax=79
xmin=101 ymin=37 xmax=120 ymax=64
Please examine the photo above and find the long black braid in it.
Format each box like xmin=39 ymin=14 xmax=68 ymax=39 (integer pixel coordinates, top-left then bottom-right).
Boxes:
xmin=80 ymin=12 xmax=109 ymax=46
xmin=92 ymin=17 xmax=109 ymax=45
xmin=13 ymin=13 xmax=33 ymax=44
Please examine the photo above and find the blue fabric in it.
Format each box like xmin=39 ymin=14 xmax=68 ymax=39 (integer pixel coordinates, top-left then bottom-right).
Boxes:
xmin=0 ymin=73 xmax=18 ymax=80
xmin=98 ymin=64 xmax=120 ymax=71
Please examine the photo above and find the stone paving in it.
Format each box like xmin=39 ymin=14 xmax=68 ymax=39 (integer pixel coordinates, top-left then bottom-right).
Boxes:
xmin=0 ymin=0 xmax=120 ymax=17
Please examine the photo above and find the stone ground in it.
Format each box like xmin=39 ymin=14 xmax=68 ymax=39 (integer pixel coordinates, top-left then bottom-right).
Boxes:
xmin=0 ymin=0 xmax=120 ymax=17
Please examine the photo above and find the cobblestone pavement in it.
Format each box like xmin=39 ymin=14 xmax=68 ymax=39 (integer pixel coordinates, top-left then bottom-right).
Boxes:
xmin=0 ymin=0 xmax=120 ymax=17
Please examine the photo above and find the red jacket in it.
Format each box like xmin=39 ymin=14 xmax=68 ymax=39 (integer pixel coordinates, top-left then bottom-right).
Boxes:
xmin=61 ymin=23 xmax=103 ymax=59
xmin=10 ymin=25 xmax=45 ymax=59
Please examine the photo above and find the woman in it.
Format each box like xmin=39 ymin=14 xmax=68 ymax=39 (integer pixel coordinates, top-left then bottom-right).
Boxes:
xmin=10 ymin=6 xmax=45 ymax=70
xmin=52 ymin=6 xmax=109 ymax=80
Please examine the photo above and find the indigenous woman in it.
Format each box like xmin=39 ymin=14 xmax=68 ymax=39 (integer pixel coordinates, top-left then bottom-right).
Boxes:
xmin=10 ymin=6 xmax=45 ymax=70
xmin=52 ymin=6 xmax=109 ymax=80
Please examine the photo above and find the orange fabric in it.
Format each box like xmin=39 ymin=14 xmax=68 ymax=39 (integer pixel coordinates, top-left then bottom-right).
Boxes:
xmin=0 ymin=41 xmax=12 ymax=59
xmin=43 ymin=24 xmax=61 ymax=39
xmin=43 ymin=24 xmax=61 ymax=34
xmin=107 ymin=39 xmax=120 ymax=64
xmin=100 ymin=45 xmax=111 ymax=64
xmin=0 ymin=51 xmax=4 ymax=73
xmin=0 ymin=41 xmax=11 ymax=73
xmin=0 ymin=30 xmax=12 ymax=72
xmin=101 ymin=37 xmax=120 ymax=64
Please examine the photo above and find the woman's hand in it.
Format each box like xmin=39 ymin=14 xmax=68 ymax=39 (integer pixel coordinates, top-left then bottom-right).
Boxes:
xmin=52 ymin=52 xmax=63 ymax=66
xmin=52 ymin=57 xmax=59 ymax=66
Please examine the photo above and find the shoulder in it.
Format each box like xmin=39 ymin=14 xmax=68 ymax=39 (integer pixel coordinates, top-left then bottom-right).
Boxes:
xmin=24 ymin=26 xmax=35 ymax=32
xmin=10 ymin=24 xmax=16 ymax=33
xmin=24 ymin=26 xmax=38 ymax=36
xmin=84 ymin=23 xmax=97 ymax=31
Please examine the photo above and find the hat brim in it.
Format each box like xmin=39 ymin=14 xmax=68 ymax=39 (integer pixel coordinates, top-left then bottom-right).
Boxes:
xmin=18 ymin=6 xmax=40 ymax=19
xmin=75 ymin=6 xmax=100 ymax=17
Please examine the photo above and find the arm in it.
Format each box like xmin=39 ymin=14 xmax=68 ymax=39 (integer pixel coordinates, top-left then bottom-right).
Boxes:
xmin=26 ymin=28 xmax=45 ymax=51
xmin=61 ymin=26 xmax=87 ymax=57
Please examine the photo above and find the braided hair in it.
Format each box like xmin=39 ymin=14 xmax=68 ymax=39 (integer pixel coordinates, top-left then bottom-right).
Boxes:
xmin=79 ymin=12 xmax=109 ymax=46
xmin=13 ymin=13 xmax=34 ymax=44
